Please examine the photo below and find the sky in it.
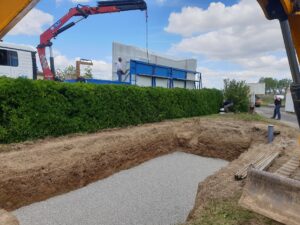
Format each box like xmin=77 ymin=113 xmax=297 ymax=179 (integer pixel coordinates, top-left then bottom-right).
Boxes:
xmin=3 ymin=0 xmax=292 ymax=89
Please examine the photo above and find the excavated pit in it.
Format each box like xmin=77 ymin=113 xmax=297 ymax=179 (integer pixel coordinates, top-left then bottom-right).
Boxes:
xmin=0 ymin=117 xmax=295 ymax=216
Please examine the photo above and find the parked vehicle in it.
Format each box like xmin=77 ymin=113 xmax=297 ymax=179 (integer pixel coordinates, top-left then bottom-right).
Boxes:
xmin=0 ymin=42 xmax=37 ymax=79
xmin=255 ymin=95 xmax=262 ymax=107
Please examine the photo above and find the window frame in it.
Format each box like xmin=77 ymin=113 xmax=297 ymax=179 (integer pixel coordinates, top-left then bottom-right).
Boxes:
xmin=0 ymin=49 xmax=19 ymax=67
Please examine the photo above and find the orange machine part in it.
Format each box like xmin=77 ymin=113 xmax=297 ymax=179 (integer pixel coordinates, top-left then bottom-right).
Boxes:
xmin=0 ymin=0 xmax=40 ymax=39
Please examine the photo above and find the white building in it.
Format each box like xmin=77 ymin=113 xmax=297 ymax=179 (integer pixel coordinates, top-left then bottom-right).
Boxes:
xmin=247 ymin=83 xmax=266 ymax=95
xmin=0 ymin=42 xmax=37 ymax=79
xmin=247 ymin=83 xmax=266 ymax=106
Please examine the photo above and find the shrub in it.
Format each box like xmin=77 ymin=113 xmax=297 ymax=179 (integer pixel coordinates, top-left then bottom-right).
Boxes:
xmin=0 ymin=78 xmax=223 ymax=143
xmin=223 ymin=79 xmax=250 ymax=112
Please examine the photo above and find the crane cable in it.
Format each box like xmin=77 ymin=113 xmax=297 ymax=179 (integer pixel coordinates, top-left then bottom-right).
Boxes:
xmin=146 ymin=9 xmax=150 ymax=64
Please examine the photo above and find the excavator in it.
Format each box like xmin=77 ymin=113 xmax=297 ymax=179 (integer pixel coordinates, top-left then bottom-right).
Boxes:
xmin=239 ymin=1 xmax=300 ymax=225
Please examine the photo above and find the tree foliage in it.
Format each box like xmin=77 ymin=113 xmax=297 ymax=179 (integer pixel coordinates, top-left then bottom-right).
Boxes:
xmin=59 ymin=65 xmax=77 ymax=80
xmin=83 ymin=66 xmax=93 ymax=79
xmin=259 ymin=77 xmax=292 ymax=94
xmin=224 ymin=79 xmax=250 ymax=112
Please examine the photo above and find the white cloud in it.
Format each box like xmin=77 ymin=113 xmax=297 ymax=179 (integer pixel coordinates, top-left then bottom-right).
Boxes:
xmin=8 ymin=9 xmax=54 ymax=36
xmin=165 ymin=0 xmax=291 ymax=88
xmin=172 ymin=26 xmax=283 ymax=59
xmin=156 ymin=0 xmax=166 ymax=4
xmin=71 ymin=0 xmax=90 ymax=3
xmin=56 ymin=0 xmax=91 ymax=3
xmin=166 ymin=0 xmax=284 ymax=59
xmin=165 ymin=0 xmax=267 ymax=37
xmin=200 ymin=60 xmax=290 ymax=89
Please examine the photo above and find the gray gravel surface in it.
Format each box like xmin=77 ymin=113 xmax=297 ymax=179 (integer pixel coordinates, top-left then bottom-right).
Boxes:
xmin=14 ymin=152 xmax=227 ymax=225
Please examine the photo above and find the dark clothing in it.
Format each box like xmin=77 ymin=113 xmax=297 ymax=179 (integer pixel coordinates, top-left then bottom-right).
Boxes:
xmin=274 ymin=99 xmax=281 ymax=106
xmin=117 ymin=70 xmax=125 ymax=82
xmin=273 ymin=99 xmax=281 ymax=119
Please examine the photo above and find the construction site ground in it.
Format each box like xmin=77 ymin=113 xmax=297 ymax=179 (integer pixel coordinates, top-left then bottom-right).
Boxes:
xmin=0 ymin=114 xmax=299 ymax=225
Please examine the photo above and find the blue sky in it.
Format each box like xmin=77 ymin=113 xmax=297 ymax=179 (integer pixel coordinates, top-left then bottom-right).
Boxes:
xmin=4 ymin=0 xmax=291 ymax=88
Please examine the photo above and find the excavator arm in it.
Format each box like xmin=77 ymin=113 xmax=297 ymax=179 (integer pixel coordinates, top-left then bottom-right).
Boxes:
xmin=37 ymin=0 xmax=147 ymax=80
xmin=0 ymin=0 xmax=40 ymax=39
xmin=238 ymin=2 xmax=300 ymax=225
xmin=258 ymin=0 xmax=300 ymax=127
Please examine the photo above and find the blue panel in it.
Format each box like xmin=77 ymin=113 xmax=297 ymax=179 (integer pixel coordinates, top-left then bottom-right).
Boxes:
xmin=130 ymin=61 xmax=136 ymax=75
xmin=130 ymin=60 xmax=197 ymax=82
xmin=172 ymin=69 xmax=186 ymax=80
xmin=135 ymin=63 xmax=153 ymax=75
xmin=64 ymin=80 xmax=77 ymax=83
xmin=154 ymin=66 xmax=170 ymax=78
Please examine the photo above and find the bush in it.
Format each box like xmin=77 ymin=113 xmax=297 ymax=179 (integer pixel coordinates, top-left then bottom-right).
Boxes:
xmin=0 ymin=78 xmax=223 ymax=143
xmin=223 ymin=79 xmax=250 ymax=112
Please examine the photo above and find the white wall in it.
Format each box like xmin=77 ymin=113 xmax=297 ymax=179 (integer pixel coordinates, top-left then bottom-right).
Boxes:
xmin=156 ymin=78 xmax=168 ymax=88
xmin=136 ymin=76 xmax=152 ymax=87
xmin=186 ymin=81 xmax=196 ymax=90
xmin=12 ymin=51 xmax=33 ymax=79
xmin=247 ymin=83 xmax=266 ymax=95
xmin=285 ymin=88 xmax=295 ymax=113
xmin=173 ymin=80 xmax=185 ymax=88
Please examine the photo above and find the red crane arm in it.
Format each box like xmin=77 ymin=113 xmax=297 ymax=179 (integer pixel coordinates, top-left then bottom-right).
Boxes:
xmin=37 ymin=0 xmax=147 ymax=80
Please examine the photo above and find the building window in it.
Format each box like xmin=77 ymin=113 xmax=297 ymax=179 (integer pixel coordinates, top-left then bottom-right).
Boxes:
xmin=0 ymin=49 xmax=18 ymax=67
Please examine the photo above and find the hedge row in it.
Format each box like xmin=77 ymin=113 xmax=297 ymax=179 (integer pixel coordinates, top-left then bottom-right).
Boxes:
xmin=0 ymin=78 xmax=223 ymax=143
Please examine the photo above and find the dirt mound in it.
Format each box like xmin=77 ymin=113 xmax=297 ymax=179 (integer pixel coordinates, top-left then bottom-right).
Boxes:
xmin=0 ymin=117 xmax=293 ymax=211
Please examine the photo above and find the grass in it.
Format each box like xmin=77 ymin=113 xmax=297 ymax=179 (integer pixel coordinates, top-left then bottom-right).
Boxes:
xmin=189 ymin=194 xmax=280 ymax=225
xmin=229 ymin=113 xmax=268 ymax=122
xmin=205 ymin=113 xmax=270 ymax=122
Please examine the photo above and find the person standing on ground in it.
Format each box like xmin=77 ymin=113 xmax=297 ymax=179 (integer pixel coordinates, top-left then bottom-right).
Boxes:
xmin=272 ymin=96 xmax=281 ymax=120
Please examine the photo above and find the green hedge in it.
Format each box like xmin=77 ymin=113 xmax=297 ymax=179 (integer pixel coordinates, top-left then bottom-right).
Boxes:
xmin=0 ymin=78 xmax=223 ymax=143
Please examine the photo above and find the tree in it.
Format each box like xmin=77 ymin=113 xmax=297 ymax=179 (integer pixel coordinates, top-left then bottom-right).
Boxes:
xmin=60 ymin=65 xmax=77 ymax=79
xmin=83 ymin=66 xmax=93 ymax=79
xmin=278 ymin=78 xmax=292 ymax=94
xmin=259 ymin=77 xmax=278 ymax=94
xmin=259 ymin=77 xmax=292 ymax=94
xmin=224 ymin=79 xmax=250 ymax=112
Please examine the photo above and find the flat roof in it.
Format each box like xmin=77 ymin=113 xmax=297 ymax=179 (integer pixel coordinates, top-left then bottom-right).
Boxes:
xmin=0 ymin=42 xmax=36 ymax=52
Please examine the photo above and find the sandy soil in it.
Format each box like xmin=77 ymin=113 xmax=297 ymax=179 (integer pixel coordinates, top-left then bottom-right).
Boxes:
xmin=0 ymin=209 xmax=18 ymax=225
xmin=0 ymin=116 xmax=298 ymax=224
